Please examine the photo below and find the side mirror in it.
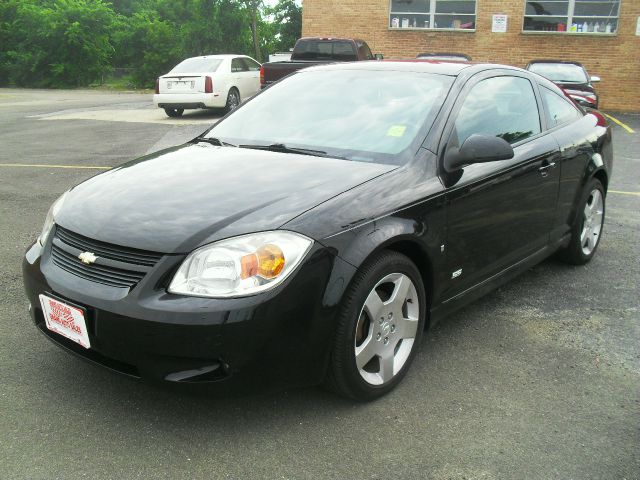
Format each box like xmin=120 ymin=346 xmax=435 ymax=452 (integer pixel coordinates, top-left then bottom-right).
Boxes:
xmin=444 ymin=134 xmax=514 ymax=172
xmin=590 ymin=75 xmax=601 ymax=83
xmin=374 ymin=53 xmax=384 ymax=60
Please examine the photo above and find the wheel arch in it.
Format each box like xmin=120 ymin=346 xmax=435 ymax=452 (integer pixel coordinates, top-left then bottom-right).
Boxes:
xmin=327 ymin=220 xmax=437 ymax=331
xmin=566 ymin=157 xmax=610 ymax=230
xmin=383 ymin=240 xmax=434 ymax=329
xmin=592 ymin=168 xmax=608 ymax=193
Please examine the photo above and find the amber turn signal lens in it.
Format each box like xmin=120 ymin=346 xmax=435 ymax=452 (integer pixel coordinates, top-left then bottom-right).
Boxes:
xmin=257 ymin=244 xmax=285 ymax=279
xmin=240 ymin=244 xmax=286 ymax=280
xmin=240 ymin=253 xmax=258 ymax=279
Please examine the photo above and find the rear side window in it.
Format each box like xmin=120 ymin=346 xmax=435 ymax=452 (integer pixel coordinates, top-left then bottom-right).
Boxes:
xmin=357 ymin=41 xmax=374 ymax=60
xmin=453 ymin=76 xmax=541 ymax=146
xmin=541 ymin=87 xmax=583 ymax=127
xmin=241 ymin=58 xmax=261 ymax=71
xmin=231 ymin=58 xmax=249 ymax=73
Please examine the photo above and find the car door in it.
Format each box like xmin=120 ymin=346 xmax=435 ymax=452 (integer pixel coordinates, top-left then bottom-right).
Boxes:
xmin=538 ymin=85 xmax=597 ymax=242
xmin=230 ymin=57 xmax=249 ymax=99
xmin=240 ymin=57 xmax=262 ymax=98
xmin=439 ymin=72 xmax=561 ymax=300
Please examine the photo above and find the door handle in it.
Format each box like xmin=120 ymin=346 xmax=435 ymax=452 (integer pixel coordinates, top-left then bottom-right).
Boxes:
xmin=538 ymin=161 xmax=556 ymax=177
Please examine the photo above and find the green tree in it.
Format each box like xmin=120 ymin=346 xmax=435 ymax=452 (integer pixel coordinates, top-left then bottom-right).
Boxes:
xmin=0 ymin=0 xmax=302 ymax=88
xmin=111 ymin=9 xmax=180 ymax=87
xmin=0 ymin=0 xmax=20 ymax=85
xmin=267 ymin=0 xmax=301 ymax=54
xmin=1 ymin=0 xmax=116 ymax=87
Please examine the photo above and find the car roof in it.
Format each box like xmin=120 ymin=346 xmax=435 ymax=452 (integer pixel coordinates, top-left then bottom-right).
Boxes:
xmin=297 ymin=37 xmax=360 ymax=42
xmin=303 ymin=60 xmax=524 ymax=77
xmin=184 ymin=54 xmax=249 ymax=61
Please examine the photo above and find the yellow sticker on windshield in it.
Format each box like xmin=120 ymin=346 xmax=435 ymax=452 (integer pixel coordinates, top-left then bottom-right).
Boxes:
xmin=387 ymin=125 xmax=407 ymax=137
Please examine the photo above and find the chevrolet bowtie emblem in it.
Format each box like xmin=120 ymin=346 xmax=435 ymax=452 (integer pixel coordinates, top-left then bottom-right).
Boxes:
xmin=78 ymin=251 xmax=98 ymax=264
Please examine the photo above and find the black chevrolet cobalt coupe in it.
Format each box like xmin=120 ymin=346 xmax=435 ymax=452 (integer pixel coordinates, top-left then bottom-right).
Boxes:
xmin=23 ymin=61 xmax=612 ymax=400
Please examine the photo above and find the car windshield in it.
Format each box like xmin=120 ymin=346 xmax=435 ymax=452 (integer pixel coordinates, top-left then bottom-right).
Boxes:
xmin=528 ymin=63 xmax=588 ymax=83
xmin=206 ymin=69 xmax=453 ymax=166
xmin=170 ymin=58 xmax=222 ymax=74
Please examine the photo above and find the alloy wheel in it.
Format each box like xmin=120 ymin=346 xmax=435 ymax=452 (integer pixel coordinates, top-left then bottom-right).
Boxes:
xmin=228 ymin=90 xmax=240 ymax=111
xmin=580 ymin=188 xmax=604 ymax=255
xmin=354 ymin=272 xmax=419 ymax=385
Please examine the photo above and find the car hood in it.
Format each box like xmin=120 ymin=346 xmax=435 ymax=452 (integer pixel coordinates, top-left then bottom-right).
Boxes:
xmin=553 ymin=81 xmax=596 ymax=94
xmin=56 ymin=144 xmax=394 ymax=253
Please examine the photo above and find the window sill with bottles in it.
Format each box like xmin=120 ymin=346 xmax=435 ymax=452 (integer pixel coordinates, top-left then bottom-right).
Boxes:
xmin=389 ymin=26 xmax=476 ymax=32
xmin=523 ymin=0 xmax=620 ymax=36
xmin=521 ymin=30 xmax=616 ymax=36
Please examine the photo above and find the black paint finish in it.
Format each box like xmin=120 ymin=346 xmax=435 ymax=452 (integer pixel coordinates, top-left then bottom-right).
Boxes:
xmin=22 ymin=62 xmax=613 ymax=389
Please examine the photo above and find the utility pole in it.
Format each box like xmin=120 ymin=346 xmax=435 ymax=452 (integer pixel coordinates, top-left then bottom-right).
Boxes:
xmin=242 ymin=0 xmax=262 ymax=61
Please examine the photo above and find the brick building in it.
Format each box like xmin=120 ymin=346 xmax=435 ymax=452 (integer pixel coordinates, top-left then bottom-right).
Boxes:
xmin=301 ymin=0 xmax=640 ymax=111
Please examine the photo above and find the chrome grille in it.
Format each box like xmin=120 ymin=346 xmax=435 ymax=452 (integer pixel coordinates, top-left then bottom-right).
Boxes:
xmin=55 ymin=226 xmax=162 ymax=266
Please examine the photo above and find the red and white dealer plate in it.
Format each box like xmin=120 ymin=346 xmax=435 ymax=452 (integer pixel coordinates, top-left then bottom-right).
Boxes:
xmin=38 ymin=294 xmax=91 ymax=349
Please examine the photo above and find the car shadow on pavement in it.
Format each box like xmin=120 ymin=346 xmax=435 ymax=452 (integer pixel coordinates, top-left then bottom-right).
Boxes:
xmin=176 ymin=108 xmax=226 ymax=121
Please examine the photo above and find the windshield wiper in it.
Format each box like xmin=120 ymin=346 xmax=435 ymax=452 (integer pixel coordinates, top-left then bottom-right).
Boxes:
xmin=238 ymin=143 xmax=329 ymax=157
xmin=193 ymin=136 xmax=237 ymax=147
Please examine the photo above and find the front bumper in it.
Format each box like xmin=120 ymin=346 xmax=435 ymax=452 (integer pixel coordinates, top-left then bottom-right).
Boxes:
xmin=23 ymin=234 xmax=356 ymax=389
xmin=153 ymin=92 xmax=225 ymax=109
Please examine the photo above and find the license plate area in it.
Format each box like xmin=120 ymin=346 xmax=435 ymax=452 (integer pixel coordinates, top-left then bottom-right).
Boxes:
xmin=167 ymin=80 xmax=195 ymax=90
xmin=39 ymin=294 xmax=91 ymax=349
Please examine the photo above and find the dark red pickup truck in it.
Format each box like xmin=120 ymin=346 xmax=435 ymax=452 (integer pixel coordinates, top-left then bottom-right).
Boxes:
xmin=260 ymin=37 xmax=380 ymax=88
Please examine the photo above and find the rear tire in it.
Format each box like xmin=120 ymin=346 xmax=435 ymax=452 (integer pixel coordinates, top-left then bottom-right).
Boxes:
xmin=164 ymin=108 xmax=184 ymax=118
xmin=225 ymin=88 xmax=240 ymax=113
xmin=557 ymin=178 xmax=605 ymax=265
xmin=324 ymin=251 xmax=426 ymax=401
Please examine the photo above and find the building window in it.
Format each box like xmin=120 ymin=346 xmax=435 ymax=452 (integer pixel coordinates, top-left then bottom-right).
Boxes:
xmin=389 ymin=0 xmax=476 ymax=30
xmin=523 ymin=0 xmax=620 ymax=34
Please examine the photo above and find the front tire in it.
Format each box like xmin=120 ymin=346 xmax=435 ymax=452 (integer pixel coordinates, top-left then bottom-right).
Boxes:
xmin=558 ymin=178 xmax=605 ymax=265
xmin=164 ymin=108 xmax=184 ymax=118
xmin=325 ymin=251 xmax=426 ymax=401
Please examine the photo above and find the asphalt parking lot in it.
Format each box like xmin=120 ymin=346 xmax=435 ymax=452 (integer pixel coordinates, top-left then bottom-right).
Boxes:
xmin=0 ymin=88 xmax=638 ymax=479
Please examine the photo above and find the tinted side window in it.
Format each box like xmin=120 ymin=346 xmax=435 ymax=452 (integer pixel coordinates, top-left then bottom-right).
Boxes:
xmin=293 ymin=40 xmax=358 ymax=61
xmin=241 ymin=58 xmax=261 ymax=71
xmin=454 ymin=76 xmax=541 ymax=145
xmin=332 ymin=41 xmax=357 ymax=59
xmin=231 ymin=58 xmax=248 ymax=73
xmin=541 ymin=87 xmax=582 ymax=127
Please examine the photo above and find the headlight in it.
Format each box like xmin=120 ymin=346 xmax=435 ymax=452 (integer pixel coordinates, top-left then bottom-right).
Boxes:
xmin=168 ymin=231 xmax=314 ymax=298
xmin=38 ymin=192 xmax=68 ymax=246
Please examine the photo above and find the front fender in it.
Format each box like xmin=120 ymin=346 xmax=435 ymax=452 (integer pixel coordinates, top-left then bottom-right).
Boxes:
xmin=319 ymin=197 xmax=448 ymax=313
xmin=325 ymin=216 xmax=425 ymax=269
